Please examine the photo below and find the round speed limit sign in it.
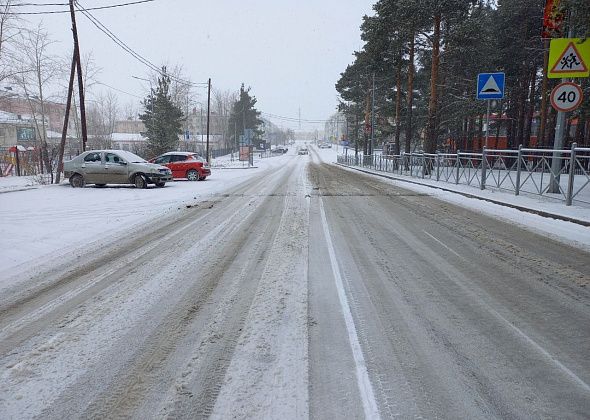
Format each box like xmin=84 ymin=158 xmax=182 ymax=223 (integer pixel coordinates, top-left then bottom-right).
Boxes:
xmin=550 ymin=82 xmax=583 ymax=112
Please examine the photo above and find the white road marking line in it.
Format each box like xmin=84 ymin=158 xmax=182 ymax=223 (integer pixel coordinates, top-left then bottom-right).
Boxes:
xmin=423 ymin=233 xmax=590 ymax=393
xmin=319 ymin=197 xmax=382 ymax=420
xmin=491 ymin=306 xmax=590 ymax=393
xmin=422 ymin=230 xmax=463 ymax=259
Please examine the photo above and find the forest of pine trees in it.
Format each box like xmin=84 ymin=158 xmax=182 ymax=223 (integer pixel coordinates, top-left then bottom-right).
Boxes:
xmin=336 ymin=0 xmax=590 ymax=155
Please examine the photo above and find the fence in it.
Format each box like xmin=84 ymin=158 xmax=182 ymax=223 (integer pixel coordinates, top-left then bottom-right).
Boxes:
xmin=0 ymin=147 xmax=42 ymax=177
xmin=338 ymin=143 xmax=590 ymax=206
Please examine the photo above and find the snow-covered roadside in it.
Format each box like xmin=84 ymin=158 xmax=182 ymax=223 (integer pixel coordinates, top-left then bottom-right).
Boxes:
xmin=0 ymin=156 xmax=309 ymax=419
xmin=313 ymin=146 xmax=590 ymax=251
xmin=0 ymin=151 xmax=293 ymax=282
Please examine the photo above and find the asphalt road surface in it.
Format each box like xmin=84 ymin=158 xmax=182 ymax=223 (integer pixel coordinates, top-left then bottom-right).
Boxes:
xmin=1 ymin=148 xmax=589 ymax=419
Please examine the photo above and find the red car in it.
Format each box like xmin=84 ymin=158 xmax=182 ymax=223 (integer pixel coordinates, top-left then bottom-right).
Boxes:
xmin=150 ymin=152 xmax=211 ymax=181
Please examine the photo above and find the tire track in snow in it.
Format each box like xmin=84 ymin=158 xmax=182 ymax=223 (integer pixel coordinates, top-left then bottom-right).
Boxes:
xmin=77 ymin=161 xmax=300 ymax=419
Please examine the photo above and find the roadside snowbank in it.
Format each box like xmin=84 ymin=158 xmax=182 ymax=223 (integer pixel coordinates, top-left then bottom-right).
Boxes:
xmin=314 ymin=147 xmax=590 ymax=251
xmin=0 ymin=151 xmax=293 ymax=280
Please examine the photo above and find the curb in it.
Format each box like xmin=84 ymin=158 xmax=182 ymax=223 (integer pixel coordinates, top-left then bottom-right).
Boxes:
xmin=0 ymin=186 xmax=40 ymax=194
xmin=337 ymin=164 xmax=590 ymax=228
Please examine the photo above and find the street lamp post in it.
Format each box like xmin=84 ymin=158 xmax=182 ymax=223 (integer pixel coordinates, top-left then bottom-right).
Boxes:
xmin=206 ymin=78 xmax=211 ymax=163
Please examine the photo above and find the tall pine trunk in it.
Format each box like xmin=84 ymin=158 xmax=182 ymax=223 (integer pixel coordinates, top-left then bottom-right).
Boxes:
xmin=461 ymin=117 xmax=468 ymax=151
xmin=405 ymin=31 xmax=415 ymax=154
xmin=538 ymin=40 xmax=550 ymax=147
xmin=394 ymin=51 xmax=402 ymax=155
xmin=425 ymin=13 xmax=441 ymax=155
xmin=546 ymin=106 xmax=557 ymax=147
xmin=574 ymin=112 xmax=586 ymax=145
xmin=495 ymin=100 xmax=503 ymax=147
xmin=364 ymin=88 xmax=370 ymax=155
xmin=467 ymin=116 xmax=475 ymax=151
xmin=515 ymin=74 xmax=527 ymax=147
xmin=477 ymin=114 xmax=484 ymax=150
xmin=523 ymin=66 xmax=537 ymax=147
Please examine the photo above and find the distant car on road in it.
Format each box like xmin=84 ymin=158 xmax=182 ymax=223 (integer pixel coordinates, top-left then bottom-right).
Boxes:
xmin=271 ymin=145 xmax=288 ymax=154
xmin=318 ymin=142 xmax=332 ymax=149
xmin=298 ymin=147 xmax=309 ymax=155
xmin=63 ymin=150 xmax=172 ymax=188
xmin=150 ymin=152 xmax=211 ymax=181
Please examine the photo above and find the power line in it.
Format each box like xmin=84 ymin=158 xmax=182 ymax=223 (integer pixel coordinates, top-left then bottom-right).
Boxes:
xmin=95 ymin=81 xmax=142 ymax=99
xmin=5 ymin=0 xmax=156 ymax=14
xmin=74 ymin=2 xmax=208 ymax=88
xmin=261 ymin=111 xmax=333 ymax=123
xmin=11 ymin=2 xmax=69 ymax=6
xmin=74 ymin=3 xmax=162 ymax=75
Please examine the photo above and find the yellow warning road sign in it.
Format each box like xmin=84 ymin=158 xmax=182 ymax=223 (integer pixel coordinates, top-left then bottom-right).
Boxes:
xmin=548 ymin=38 xmax=590 ymax=78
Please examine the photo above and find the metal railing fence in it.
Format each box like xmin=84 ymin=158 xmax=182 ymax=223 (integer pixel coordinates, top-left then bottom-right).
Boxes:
xmin=338 ymin=144 xmax=590 ymax=206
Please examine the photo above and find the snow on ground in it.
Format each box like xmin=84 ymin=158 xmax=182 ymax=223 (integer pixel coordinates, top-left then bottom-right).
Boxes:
xmin=0 ymin=150 xmax=293 ymax=282
xmin=2 ymin=143 xmax=588 ymax=285
xmin=313 ymin=146 xmax=590 ymax=252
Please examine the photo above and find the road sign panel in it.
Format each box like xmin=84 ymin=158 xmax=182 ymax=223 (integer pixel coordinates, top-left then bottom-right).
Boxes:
xmin=550 ymin=82 xmax=583 ymax=112
xmin=476 ymin=73 xmax=505 ymax=100
xmin=548 ymin=38 xmax=590 ymax=78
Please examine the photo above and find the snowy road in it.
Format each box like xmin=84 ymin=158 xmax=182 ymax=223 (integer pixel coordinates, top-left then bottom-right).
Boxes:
xmin=307 ymin=151 xmax=590 ymax=419
xmin=1 ymin=147 xmax=589 ymax=419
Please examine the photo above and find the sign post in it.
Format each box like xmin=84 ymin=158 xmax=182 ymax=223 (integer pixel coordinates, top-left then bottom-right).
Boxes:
xmin=548 ymin=38 xmax=589 ymax=193
xmin=476 ymin=72 xmax=505 ymax=148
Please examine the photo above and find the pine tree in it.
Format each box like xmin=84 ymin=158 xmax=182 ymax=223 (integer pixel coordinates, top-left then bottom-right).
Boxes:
xmin=227 ymin=84 xmax=264 ymax=147
xmin=139 ymin=67 xmax=184 ymax=157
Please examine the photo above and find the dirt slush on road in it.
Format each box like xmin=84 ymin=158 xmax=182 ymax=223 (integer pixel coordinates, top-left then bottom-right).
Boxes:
xmin=1 ymin=148 xmax=589 ymax=419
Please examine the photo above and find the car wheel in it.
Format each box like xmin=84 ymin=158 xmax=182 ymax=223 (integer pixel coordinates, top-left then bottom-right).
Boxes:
xmin=70 ymin=174 xmax=85 ymax=188
xmin=155 ymin=181 xmax=166 ymax=187
xmin=187 ymin=169 xmax=199 ymax=181
xmin=134 ymin=174 xmax=147 ymax=189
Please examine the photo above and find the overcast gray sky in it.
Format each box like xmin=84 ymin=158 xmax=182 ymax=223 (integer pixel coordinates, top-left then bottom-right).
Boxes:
xmin=25 ymin=0 xmax=375 ymax=130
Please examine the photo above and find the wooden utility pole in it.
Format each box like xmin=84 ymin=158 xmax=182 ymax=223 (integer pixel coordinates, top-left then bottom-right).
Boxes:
xmin=55 ymin=51 xmax=77 ymax=184
xmin=68 ymin=0 xmax=88 ymax=152
xmin=206 ymin=78 xmax=211 ymax=163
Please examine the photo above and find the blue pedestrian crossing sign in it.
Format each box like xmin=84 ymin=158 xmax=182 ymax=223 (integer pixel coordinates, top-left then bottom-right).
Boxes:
xmin=476 ymin=72 xmax=505 ymax=100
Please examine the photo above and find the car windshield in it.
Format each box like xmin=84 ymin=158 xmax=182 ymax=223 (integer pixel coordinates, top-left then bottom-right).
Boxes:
xmin=193 ymin=155 xmax=205 ymax=162
xmin=114 ymin=151 xmax=146 ymax=163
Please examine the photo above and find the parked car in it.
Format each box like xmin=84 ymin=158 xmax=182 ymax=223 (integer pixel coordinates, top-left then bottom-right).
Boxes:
xmin=271 ymin=145 xmax=288 ymax=155
xmin=63 ymin=150 xmax=172 ymax=188
xmin=150 ymin=152 xmax=211 ymax=181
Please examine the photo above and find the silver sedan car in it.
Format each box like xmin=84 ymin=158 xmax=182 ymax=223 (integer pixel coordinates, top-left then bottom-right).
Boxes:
xmin=63 ymin=150 xmax=173 ymax=188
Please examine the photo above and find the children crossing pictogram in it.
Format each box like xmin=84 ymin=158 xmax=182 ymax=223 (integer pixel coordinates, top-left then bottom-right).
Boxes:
xmin=551 ymin=42 xmax=587 ymax=73
xmin=548 ymin=38 xmax=590 ymax=78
